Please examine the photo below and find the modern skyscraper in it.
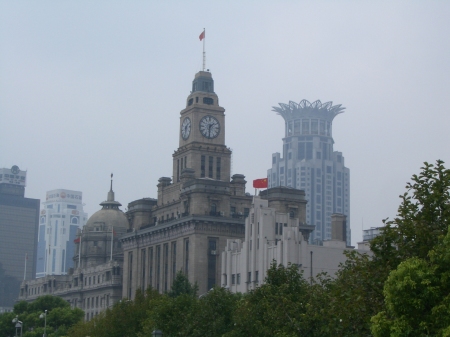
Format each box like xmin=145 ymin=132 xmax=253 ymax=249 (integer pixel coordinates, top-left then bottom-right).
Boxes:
xmin=36 ymin=189 xmax=88 ymax=278
xmin=267 ymin=100 xmax=351 ymax=246
xmin=0 ymin=165 xmax=39 ymax=307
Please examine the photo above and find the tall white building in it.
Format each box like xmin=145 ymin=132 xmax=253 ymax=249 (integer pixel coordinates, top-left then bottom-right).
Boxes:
xmin=268 ymin=100 xmax=351 ymax=246
xmin=36 ymin=189 xmax=88 ymax=277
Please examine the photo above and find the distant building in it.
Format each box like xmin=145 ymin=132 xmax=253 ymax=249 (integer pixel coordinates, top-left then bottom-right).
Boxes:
xmin=19 ymin=183 xmax=126 ymax=321
xmin=268 ymin=100 xmax=351 ymax=246
xmin=0 ymin=165 xmax=40 ymax=307
xmin=36 ymin=189 xmax=88 ymax=278
xmin=221 ymin=193 xmax=366 ymax=294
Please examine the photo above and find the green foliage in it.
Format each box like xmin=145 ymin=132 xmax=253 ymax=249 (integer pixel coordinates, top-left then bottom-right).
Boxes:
xmin=371 ymin=227 xmax=450 ymax=336
xmin=372 ymin=160 xmax=450 ymax=263
xmin=167 ymin=270 xmax=198 ymax=298
xmin=229 ymin=263 xmax=313 ymax=337
xmin=0 ymin=295 xmax=83 ymax=337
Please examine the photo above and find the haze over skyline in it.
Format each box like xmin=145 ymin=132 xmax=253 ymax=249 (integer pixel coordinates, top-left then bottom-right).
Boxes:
xmin=1 ymin=1 xmax=449 ymax=246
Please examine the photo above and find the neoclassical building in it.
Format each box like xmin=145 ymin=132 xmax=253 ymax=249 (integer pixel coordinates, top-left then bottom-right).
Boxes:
xmin=19 ymin=183 xmax=127 ymax=321
xmin=120 ymin=70 xmax=254 ymax=297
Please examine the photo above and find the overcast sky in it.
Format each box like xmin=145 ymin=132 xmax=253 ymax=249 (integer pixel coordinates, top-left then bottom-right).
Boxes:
xmin=1 ymin=1 xmax=449 ymax=246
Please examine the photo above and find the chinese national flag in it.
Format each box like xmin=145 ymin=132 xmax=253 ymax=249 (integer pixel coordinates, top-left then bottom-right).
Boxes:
xmin=199 ymin=30 xmax=205 ymax=41
xmin=253 ymin=178 xmax=268 ymax=189
xmin=74 ymin=237 xmax=80 ymax=243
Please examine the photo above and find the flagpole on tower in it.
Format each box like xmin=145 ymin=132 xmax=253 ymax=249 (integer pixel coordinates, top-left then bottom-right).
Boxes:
xmin=199 ymin=28 xmax=206 ymax=71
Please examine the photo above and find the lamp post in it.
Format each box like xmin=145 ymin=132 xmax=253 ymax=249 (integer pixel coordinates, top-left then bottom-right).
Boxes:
xmin=151 ymin=329 xmax=163 ymax=337
xmin=39 ymin=310 xmax=47 ymax=337
xmin=12 ymin=315 xmax=23 ymax=337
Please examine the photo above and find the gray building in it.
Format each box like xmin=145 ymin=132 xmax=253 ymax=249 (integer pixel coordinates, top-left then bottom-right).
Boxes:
xmin=19 ymin=182 xmax=126 ymax=321
xmin=0 ymin=165 xmax=40 ymax=307
xmin=268 ymin=100 xmax=351 ymax=246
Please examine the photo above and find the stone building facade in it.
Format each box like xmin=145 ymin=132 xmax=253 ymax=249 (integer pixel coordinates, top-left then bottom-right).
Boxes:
xmin=19 ymin=184 xmax=126 ymax=321
xmin=221 ymin=192 xmax=367 ymax=294
xmin=120 ymin=70 xmax=254 ymax=297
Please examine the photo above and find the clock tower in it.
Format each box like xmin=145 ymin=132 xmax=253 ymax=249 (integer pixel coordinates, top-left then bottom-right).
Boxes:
xmin=173 ymin=71 xmax=231 ymax=183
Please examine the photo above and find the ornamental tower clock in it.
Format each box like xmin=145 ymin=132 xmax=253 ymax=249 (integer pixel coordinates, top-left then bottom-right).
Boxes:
xmin=173 ymin=71 xmax=231 ymax=183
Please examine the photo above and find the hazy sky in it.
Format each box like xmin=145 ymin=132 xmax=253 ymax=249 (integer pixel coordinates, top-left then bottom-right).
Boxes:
xmin=1 ymin=1 xmax=449 ymax=246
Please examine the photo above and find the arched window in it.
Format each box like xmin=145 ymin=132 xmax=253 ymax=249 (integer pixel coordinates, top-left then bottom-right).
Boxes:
xmin=71 ymin=217 xmax=78 ymax=224
xmin=210 ymin=203 xmax=217 ymax=214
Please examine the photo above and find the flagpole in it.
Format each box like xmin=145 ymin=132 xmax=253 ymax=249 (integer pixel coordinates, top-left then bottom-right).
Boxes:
xmin=202 ymin=28 xmax=206 ymax=71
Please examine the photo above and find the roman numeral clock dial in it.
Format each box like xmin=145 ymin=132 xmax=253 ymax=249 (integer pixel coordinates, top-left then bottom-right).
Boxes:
xmin=181 ymin=117 xmax=191 ymax=140
xmin=199 ymin=115 xmax=220 ymax=139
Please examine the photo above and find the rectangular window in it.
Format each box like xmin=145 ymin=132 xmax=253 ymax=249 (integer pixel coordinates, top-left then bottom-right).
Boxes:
xmin=275 ymin=222 xmax=278 ymax=235
xmin=201 ymin=156 xmax=206 ymax=177
xmin=320 ymin=120 xmax=326 ymax=135
xmin=232 ymin=274 xmax=236 ymax=285
xmin=156 ymin=246 xmax=161 ymax=291
xmin=128 ymin=252 xmax=133 ymax=298
xmin=141 ymin=249 xmax=146 ymax=291
xmin=164 ymin=244 xmax=169 ymax=292
xmin=248 ymin=272 xmax=251 ymax=283
xmin=208 ymin=238 xmax=218 ymax=289
xmin=311 ymin=119 xmax=318 ymax=134
xmin=208 ymin=156 xmax=213 ymax=178
xmin=306 ymin=142 xmax=313 ymax=160
xmin=302 ymin=119 xmax=309 ymax=134
xmin=255 ymin=271 xmax=259 ymax=282
xmin=184 ymin=239 xmax=189 ymax=275
xmin=171 ymin=242 xmax=177 ymax=281
xmin=177 ymin=159 xmax=180 ymax=182
xmin=149 ymin=247 xmax=153 ymax=288
xmin=216 ymin=157 xmax=221 ymax=180
xmin=237 ymin=273 xmax=241 ymax=284
xmin=244 ymin=208 xmax=250 ymax=218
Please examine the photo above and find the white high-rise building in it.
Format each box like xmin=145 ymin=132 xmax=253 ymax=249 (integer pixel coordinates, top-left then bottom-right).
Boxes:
xmin=268 ymin=100 xmax=351 ymax=246
xmin=36 ymin=189 xmax=88 ymax=277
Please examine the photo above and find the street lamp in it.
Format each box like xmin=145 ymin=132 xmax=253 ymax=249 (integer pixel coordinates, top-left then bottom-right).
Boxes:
xmin=151 ymin=329 xmax=163 ymax=337
xmin=12 ymin=315 xmax=23 ymax=337
xmin=39 ymin=310 xmax=47 ymax=337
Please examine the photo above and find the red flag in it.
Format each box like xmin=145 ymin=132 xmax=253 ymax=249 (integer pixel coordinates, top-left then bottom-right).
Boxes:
xmin=253 ymin=178 xmax=268 ymax=189
xmin=74 ymin=237 xmax=80 ymax=243
xmin=199 ymin=30 xmax=205 ymax=41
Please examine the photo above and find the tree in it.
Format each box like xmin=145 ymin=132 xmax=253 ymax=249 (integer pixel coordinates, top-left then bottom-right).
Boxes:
xmin=0 ymin=295 xmax=83 ymax=337
xmin=167 ymin=271 xmax=198 ymax=298
xmin=371 ymin=226 xmax=450 ymax=336
xmin=371 ymin=160 xmax=450 ymax=263
xmin=229 ymin=263 xmax=312 ymax=337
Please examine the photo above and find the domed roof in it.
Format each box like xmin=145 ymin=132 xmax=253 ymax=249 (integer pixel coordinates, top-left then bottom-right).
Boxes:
xmin=85 ymin=178 xmax=129 ymax=230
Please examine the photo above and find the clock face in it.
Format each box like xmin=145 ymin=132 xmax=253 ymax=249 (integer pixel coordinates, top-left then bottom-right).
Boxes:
xmin=199 ymin=115 xmax=220 ymax=139
xmin=11 ymin=165 xmax=20 ymax=174
xmin=181 ymin=117 xmax=191 ymax=140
